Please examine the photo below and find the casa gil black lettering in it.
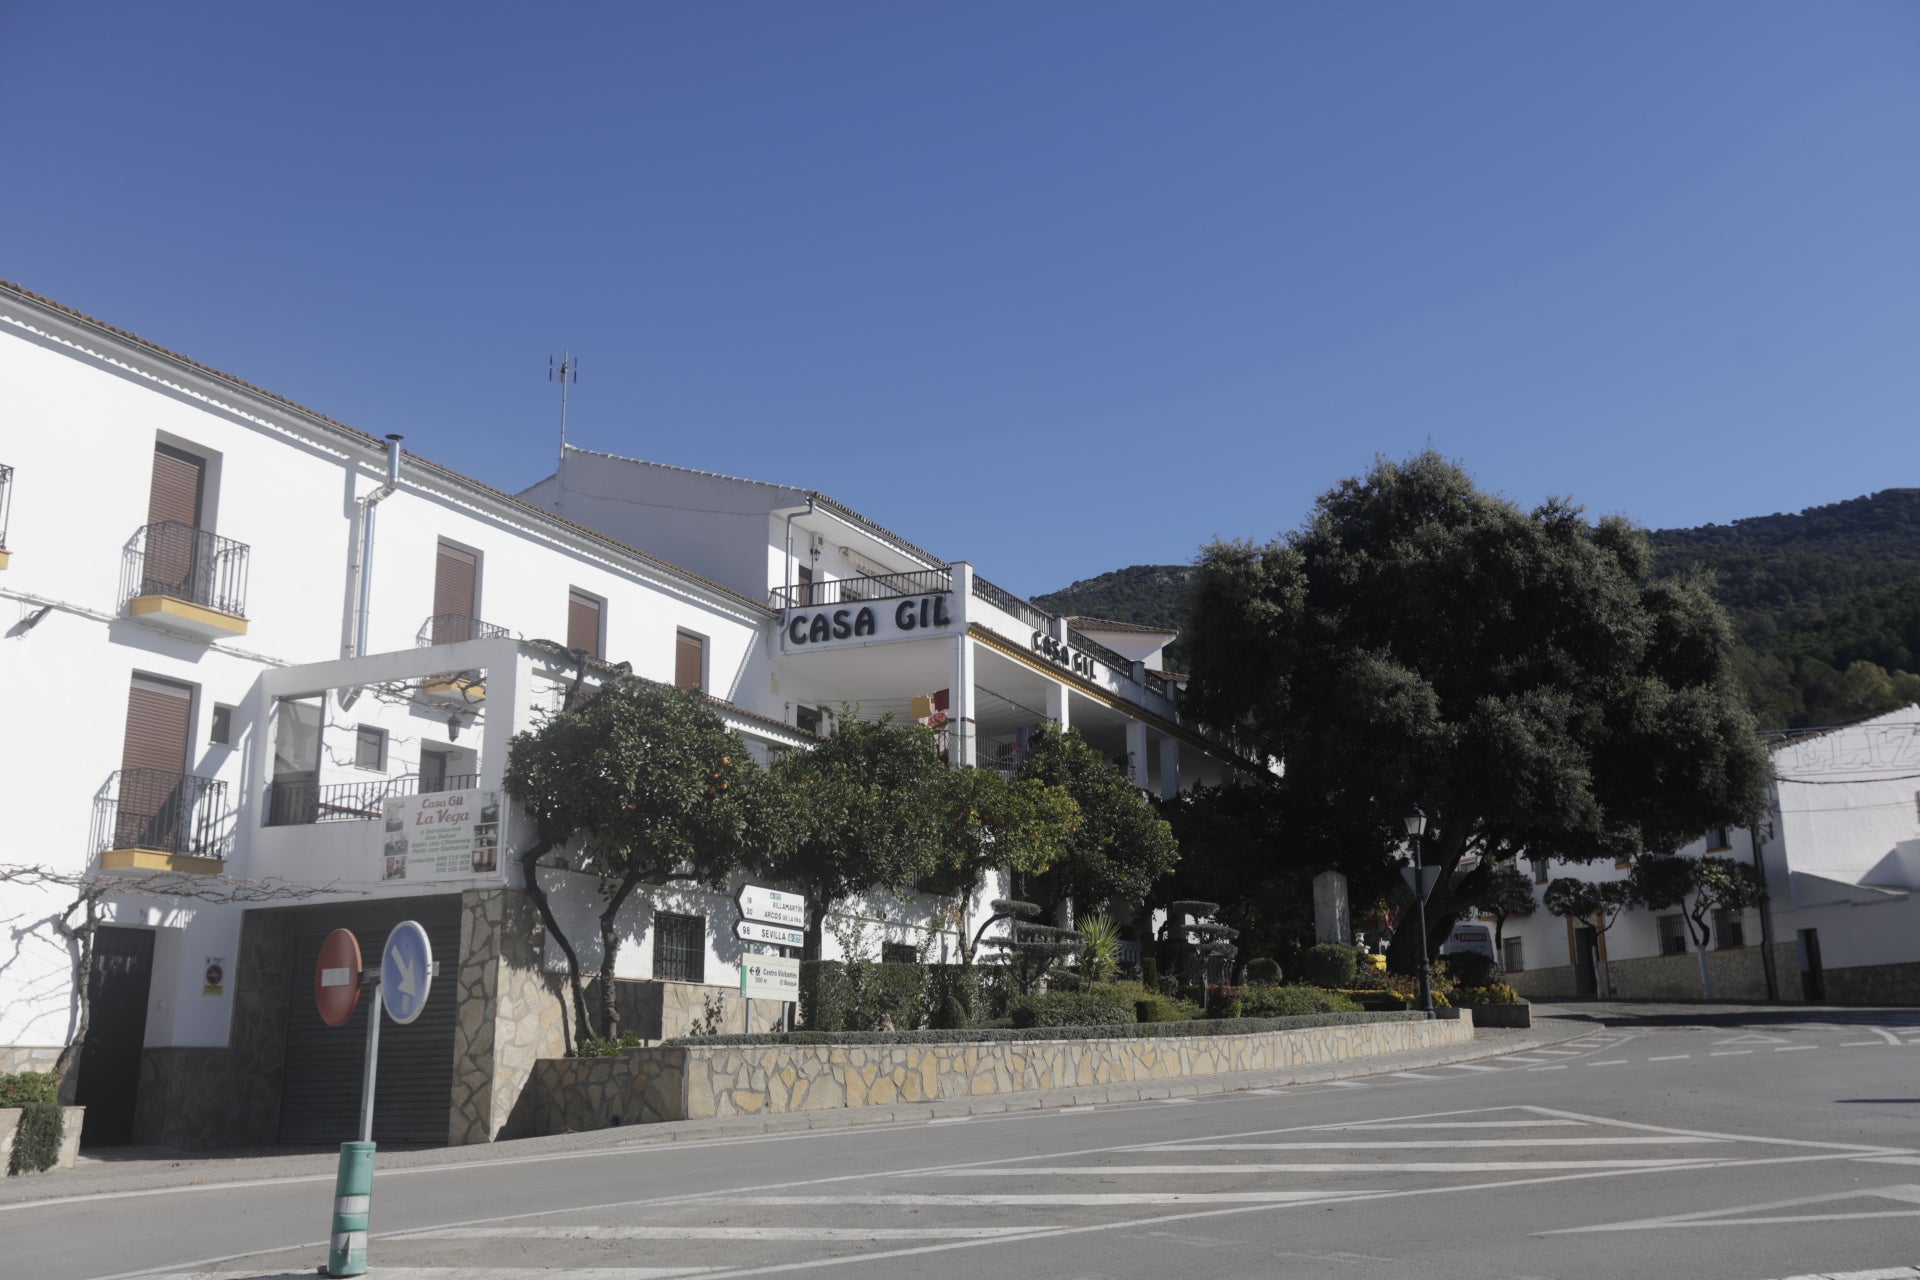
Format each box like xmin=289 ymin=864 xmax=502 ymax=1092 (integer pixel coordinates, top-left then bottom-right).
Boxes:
xmin=789 ymin=600 xmax=945 ymax=644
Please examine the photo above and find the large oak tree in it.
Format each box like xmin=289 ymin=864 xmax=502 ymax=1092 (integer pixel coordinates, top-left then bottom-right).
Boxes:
xmin=1182 ymin=452 xmax=1771 ymax=978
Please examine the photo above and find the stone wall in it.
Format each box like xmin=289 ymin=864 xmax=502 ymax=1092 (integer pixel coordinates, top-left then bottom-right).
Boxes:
xmin=519 ymin=1016 xmax=1474 ymax=1137
xmin=608 ymin=979 xmax=790 ymax=1041
xmin=0 ymin=1046 xmax=62 ymax=1075
xmin=447 ymin=888 xmax=571 ymax=1145
xmin=1507 ymin=942 xmax=1801 ymax=1003
xmin=132 ymin=907 xmax=295 ymax=1149
xmin=1823 ymin=960 xmax=1920 ymax=1005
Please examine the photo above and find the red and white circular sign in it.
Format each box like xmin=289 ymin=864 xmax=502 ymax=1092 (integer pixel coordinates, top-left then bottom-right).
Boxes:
xmin=315 ymin=928 xmax=363 ymax=1027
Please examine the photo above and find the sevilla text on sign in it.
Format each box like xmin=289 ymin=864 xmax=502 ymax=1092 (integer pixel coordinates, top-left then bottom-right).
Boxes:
xmin=736 ymin=920 xmax=806 ymax=948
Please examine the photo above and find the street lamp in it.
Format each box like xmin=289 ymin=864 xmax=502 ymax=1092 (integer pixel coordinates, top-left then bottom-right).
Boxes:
xmin=1404 ymin=805 xmax=1435 ymax=1016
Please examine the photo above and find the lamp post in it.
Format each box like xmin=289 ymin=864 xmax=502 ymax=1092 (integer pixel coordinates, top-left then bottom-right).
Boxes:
xmin=1404 ymin=805 xmax=1435 ymax=1016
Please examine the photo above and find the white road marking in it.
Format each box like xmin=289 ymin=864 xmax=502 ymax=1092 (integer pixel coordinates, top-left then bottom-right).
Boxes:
xmin=1528 ymin=1065 xmax=1569 ymax=1071
xmin=928 ymin=1116 xmax=970 ymax=1125
xmin=1862 ymin=1157 xmax=1920 ymax=1167
xmin=1864 ymin=1028 xmax=1904 ymax=1044
xmin=1711 ymin=1050 xmax=1755 ymax=1056
xmin=1245 ymin=1088 xmax=1286 ymax=1095
xmin=1771 ymin=1269 xmax=1920 ymax=1280
xmin=1443 ymin=1063 xmax=1504 ymax=1073
xmin=1304 ymin=1120 xmax=1587 ymax=1129
xmin=1586 ymin=1060 xmax=1629 ymax=1067
xmin=1493 ymin=1057 xmax=1557 ymax=1065
xmin=1648 ymin=1055 xmax=1691 ymax=1061
xmin=1160 ymin=1097 xmax=1195 ymax=1105
xmin=1530 ymin=1049 xmax=1583 ymax=1057
xmin=718 ymin=1191 xmax=1356 ymax=1206
xmin=1141 ymin=1137 xmax=1718 ymax=1150
xmin=144 ymin=1271 xmax=719 ymax=1280
xmin=1774 ymin=1045 xmax=1819 ymax=1052
xmin=1843 ymin=1041 xmax=1893 ymax=1047
xmin=1715 ymin=1033 xmax=1793 ymax=1045
xmin=404 ymin=1226 xmax=1064 ymax=1240
xmin=926 ymin=1160 xmax=1721 ymax=1174
xmin=1541 ymin=1182 xmax=1920 ymax=1234
xmin=1323 ymin=1080 xmax=1368 ymax=1088
xmin=1391 ymin=1072 xmax=1447 ymax=1080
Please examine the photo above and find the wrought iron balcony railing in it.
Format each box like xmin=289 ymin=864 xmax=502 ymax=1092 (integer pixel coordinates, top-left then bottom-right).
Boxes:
xmin=969 ymin=574 xmax=1052 ymax=634
xmin=265 ymin=771 xmax=483 ymax=827
xmin=1067 ymin=628 xmax=1135 ymax=679
xmin=417 ymin=614 xmax=515 ymax=646
xmin=125 ymin=521 xmax=250 ymax=617
xmin=1144 ymin=670 xmax=1171 ymax=698
xmin=770 ymin=567 xmax=952 ymax=610
xmin=94 ymin=768 xmax=229 ymax=859
xmin=0 ymin=463 xmax=12 ymax=550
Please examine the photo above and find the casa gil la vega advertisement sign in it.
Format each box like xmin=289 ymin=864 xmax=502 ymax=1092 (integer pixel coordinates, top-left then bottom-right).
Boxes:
xmin=379 ymin=790 xmax=503 ymax=882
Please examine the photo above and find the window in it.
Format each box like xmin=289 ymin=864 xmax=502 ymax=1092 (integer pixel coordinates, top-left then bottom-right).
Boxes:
xmin=796 ymin=564 xmax=814 ymax=606
xmin=432 ymin=542 xmax=479 ymax=643
xmin=209 ymin=703 xmax=234 ymax=746
xmin=795 ymin=705 xmax=823 ymax=736
xmin=1713 ymin=908 xmax=1746 ymax=950
xmin=675 ymin=631 xmax=705 ymax=691
xmin=1706 ymin=826 xmax=1732 ymax=852
xmin=1502 ymin=937 xmax=1525 ymax=973
xmin=1529 ymin=857 xmax=1549 ymax=886
xmin=1657 ymin=914 xmax=1689 ymax=956
xmin=881 ymin=942 xmax=917 ymax=965
xmin=567 ymin=589 xmax=603 ymax=660
xmin=652 ymin=912 xmax=705 ymax=982
xmin=354 ymin=725 xmax=387 ymax=771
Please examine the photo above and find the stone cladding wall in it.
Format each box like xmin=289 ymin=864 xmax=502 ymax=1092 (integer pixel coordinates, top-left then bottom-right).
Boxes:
xmin=1507 ymin=942 xmax=1801 ymax=1003
xmin=447 ymin=888 xmax=570 ymax=1145
xmin=519 ymin=1016 xmax=1473 ymax=1136
xmin=1823 ymin=960 xmax=1920 ymax=1005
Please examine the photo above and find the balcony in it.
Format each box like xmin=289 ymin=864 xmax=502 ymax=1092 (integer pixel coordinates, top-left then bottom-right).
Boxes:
xmin=770 ymin=567 xmax=952 ymax=609
xmin=415 ymin=614 xmax=512 ymax=703
xmin=93 ymin=768 xmax=230 ymax=874
xmin=0 ymin=462 xmax=11 ymax=569
xmin=265 ymin=772 xmax=482 ymax=827
xmin=123 ymin=521 xmax=250 ymax=638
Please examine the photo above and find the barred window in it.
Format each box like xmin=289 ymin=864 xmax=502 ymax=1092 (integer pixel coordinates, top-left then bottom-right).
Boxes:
xmin=652 ymin=912 xmax=706 ymax=983
xmin=881 ymin=942 xmax=917 ymax=965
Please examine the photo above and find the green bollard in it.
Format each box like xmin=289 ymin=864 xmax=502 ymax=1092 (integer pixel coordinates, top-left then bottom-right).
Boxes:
xmin=327 ymin=1141 xmax=376 ymax=1277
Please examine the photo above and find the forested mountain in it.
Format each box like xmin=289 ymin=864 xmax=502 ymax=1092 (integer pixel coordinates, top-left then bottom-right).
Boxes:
xmin=1035 ymin=489 xmax=1920 ymax=729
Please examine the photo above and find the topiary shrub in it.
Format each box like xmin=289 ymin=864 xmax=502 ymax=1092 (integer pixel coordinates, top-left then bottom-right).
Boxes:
xmin=1140 ymin=956 xmax=1160 ymax=992
xmin=1244 ymin=957 xmax=1282 ymax=985
xmin=1297 ymin=943 xmax=1359 ymax=989
xmin=1205 ymin=984 xmax=1245 ymax=1019
xmin=1453 ymin=983 xmax=1520 ymax=1006
xmin=1242 ymin=985 xmax=1361 ymax=1016
xmin=2 ymin=1072 xmax=64 ymax=1175
xmin=1008 ymin=986 xmax=1140 ymax=1029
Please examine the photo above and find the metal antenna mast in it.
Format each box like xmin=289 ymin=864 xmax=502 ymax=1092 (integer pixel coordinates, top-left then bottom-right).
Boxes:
xmin=549 ymin=352 xmax=578 ymax=515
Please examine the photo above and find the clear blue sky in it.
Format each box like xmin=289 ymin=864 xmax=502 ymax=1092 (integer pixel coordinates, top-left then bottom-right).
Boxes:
xmin=7 ymin=3 xmax=1916 ymax=598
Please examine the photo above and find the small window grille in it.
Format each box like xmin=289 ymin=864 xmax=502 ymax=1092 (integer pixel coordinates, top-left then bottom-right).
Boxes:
xmin=1502 ymin=937 xmax=1525 ymax=973
xmin=653 ymin=912 xmax=706 ymax=983
xmin=1657 ymin=914 xmax=1689 ymax=956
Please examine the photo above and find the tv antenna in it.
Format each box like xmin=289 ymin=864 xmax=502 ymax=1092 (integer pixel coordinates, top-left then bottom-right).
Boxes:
xmin=549 ymin=352 xmax=578 ymax=514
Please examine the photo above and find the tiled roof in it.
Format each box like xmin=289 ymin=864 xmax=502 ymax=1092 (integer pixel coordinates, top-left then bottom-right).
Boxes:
xmin=1065 ymin=615 xmax=1180 ymax=637
xmin=0 ymin=280 xmax=766 ymax=614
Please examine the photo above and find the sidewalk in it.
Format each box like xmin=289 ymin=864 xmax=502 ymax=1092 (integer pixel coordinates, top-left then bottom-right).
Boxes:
xmin=0 ymin=1016 xmax=1589 ymax=1206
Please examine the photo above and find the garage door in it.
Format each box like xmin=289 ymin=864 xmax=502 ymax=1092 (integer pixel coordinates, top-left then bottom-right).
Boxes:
xmin=278 ymin=898 xmax=462 ymax=1146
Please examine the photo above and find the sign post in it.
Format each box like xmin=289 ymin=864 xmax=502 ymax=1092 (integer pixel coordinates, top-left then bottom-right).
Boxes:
xmin=736 ymin=885 xmax=807 ymax=1034
xmin=318 ymin=921 xmax=435 ymax=1279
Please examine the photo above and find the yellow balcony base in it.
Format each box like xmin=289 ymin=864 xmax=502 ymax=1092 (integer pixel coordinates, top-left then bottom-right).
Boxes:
xmin=100 ymin=847 xmax=225 ymax=876
xmin=421 ymin=674 xmax=486 ymax=704
xmin=0 ymin=548 xmax=10 ymax=569
xmin=128 ymin=594 xmax=247 ymax=639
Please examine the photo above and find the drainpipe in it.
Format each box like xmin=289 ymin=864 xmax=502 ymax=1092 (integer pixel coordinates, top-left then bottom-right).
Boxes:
xmin=779 ymin=496 xmax=816 ymax=655
xmin=350 ymin=435 xmax=404 ymax=659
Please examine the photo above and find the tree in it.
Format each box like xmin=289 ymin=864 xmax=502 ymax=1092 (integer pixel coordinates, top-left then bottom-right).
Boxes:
xmin=1543 ymin=877 xmax=1636 ymax=998
xmin=925 ymin=766 xmax=1079 ymax=965
xmin=504 ymin=677 xmax=767 ymax=1043
xmin=765 ymin=714 xmax=946 ymax=960
xmin=1014 ymin=726 xmax=1180 ymax=916
xmin=0 ymin=864 xmax=351 ymax=1105
xmin=1630 ymin=853 xmax=1766 ymax=999
xmin=1461 ymin=862 xmax=1538 ymax=959
xmin=1183 ymin=451 xmax=1772 ymax=980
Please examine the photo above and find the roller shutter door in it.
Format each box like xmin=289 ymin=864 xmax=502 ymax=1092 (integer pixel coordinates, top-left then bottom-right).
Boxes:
xmin=277 ymin=898 xmax=461 ymax=1146
xmin=567 ymin=590 xmax=602 ymax=659
xmin=675 ymin=631 xmax=704 ymax=690
xmin=145 ymin=445 xmax=204 ymax=597
xmin=118 ymin=676 xmax=192 ymax=850
xmin=432 ymin=543 xmax=478 ymax=643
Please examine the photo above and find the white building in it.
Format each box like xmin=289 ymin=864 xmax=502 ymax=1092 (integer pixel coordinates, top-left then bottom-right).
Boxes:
xmin=1496 ymin=705 xmax=1920 ymax=1004
xmin=0 ymin=281 xmax=1248 ymax=1152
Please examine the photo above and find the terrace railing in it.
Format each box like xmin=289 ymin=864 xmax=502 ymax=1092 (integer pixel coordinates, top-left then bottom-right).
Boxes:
xmin=417 ymin=614 xmax=515 ymax=646
xmin=126 ymin=521 xmax=250 ymax=617
xmin=1066 ymin=628 xmax=1134 ymax=679
xmin=94 ymin=768 xmax=229 ymax=859
xmin=770 ymin=567 xmax=952 ymax=609
xmin=265 ymin=771 xmax=483 ymax=827
xmin=969 ymin=575 xmax=1053 ymax=634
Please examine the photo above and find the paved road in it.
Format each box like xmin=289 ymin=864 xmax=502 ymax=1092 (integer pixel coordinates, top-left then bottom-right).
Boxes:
xmin=8 ymin=1004 xmax=1920 ymax=1280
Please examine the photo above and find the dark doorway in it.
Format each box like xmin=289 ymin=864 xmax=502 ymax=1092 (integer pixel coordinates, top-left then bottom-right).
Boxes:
xmin=1574 ymin=926 xmax=1599 ymax=997
xmin=1798 ymin=928 xmax=1825 ymax=1002
xmin=76 ymin=927 xmax=156 ymax=1147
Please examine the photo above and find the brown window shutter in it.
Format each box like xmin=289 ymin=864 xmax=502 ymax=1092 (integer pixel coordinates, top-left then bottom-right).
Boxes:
xmin=568 ymin=591 xmax=602 ymax=659
xmin=147 ymin=445 xmax=204 ymax=530
xmin=433 ymin=543 xmax=478 ymax=642
xmin=675 ymin=632 xmax=704 ymax=690
xmin=121 ymin=676 xmax=193 ymax=776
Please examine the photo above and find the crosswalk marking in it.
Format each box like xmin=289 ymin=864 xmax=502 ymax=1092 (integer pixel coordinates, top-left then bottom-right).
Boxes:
xmin=714 ymin=1191 xmax=1356 ymax=1206
xmin=1140 ymin=1137 xmax=1718 ymax=1150
xmin=404 ymin=1226 xmax=1062 ymax=1241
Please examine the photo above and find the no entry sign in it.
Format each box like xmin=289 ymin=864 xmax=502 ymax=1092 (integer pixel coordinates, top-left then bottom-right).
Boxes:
xmin=315 ymin=928 xmax=363 ymax=1027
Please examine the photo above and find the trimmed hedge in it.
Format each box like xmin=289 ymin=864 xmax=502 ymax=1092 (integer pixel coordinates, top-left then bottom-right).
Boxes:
xmin=800 ymin=960 xmax=930 ymax=1032
xmin=665 ymin=1009 xmax=1425 ymax=1047
xmin=1 ymin=1072 xmax=63 ymax=1175
xmin=1244 ymin=957 xmax=1282 ymax=985
xmin=1453 ymin=983 xmax=1521 ymax=1006
xmin=1010 ymin=987 xmax=1138 ymax=1029
xmin=1297 ymin=944 xmax=1360 ymax=989
xmin=1240 ymin=985 xmax=1361 ymax=1017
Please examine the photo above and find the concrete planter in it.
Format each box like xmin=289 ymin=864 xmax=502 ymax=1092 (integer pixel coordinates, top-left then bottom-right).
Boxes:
xmin=1467 ymin=1002 xmax=1532 ymax=1029
xmin=1 ymin=1105 xmax=85 ymax=1174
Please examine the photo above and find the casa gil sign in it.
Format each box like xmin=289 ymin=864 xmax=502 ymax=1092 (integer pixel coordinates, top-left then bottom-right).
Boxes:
xmin=736 ymin=884 xmax=807 ymax=929
xmin=736 ymin=920 xmax=805 ymax=948
xmin=784 ymin=594 xmax=955 ymax=650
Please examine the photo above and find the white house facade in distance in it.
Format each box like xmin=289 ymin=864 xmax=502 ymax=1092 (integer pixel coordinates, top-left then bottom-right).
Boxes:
xmin=1495 ymin=705 xmax=1920 ymax=1004
xmin=0 ymin=282 xmax=1250 ymax=1155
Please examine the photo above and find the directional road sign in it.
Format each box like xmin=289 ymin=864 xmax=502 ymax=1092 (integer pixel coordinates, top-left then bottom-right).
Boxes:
xmin=736 ymin=884 xmax=807 ymax=929
xmin=379 ymin=920 xmax=434 ymax=1025
xmin=736 ymin=920 xmax=806 ymax=949
xmin=1400 ymin=865 xmax=1440 ymax=903
xmin=315 ymin=928 xmax=363 ymax=1028
xmin=740 ymin=954 xmax=802 ymax=1001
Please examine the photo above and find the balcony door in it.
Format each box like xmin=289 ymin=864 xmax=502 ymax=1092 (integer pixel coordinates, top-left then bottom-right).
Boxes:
xmin=432 ymin=542 xmax=478 ymax=644
xmin=118 ymin=676 xmax=193 ymax=851
xmin=144 ymin=444 xmax=205 ymax=599
xmin=268 ymin=696 xmax=324 ymax=825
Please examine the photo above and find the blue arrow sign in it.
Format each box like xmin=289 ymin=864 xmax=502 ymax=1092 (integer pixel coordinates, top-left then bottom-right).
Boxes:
xmin=380 ymin=920 xmax=434 ymax=1025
